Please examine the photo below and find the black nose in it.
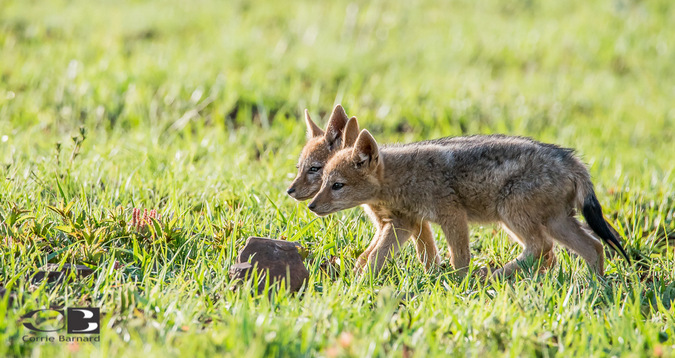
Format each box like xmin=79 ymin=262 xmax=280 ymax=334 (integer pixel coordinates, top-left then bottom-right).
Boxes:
xmin=308 ymin=203 xmax=316 ymax=210
xmin=287 ymin=187 xmax=296 ymax=194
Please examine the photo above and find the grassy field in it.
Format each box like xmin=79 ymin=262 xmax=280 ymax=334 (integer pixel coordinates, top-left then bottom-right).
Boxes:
xmin=1 ymin=0 xmax=674 ymax=356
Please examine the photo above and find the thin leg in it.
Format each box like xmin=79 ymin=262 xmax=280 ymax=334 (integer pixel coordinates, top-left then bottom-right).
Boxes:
xmin=411 ymin=221 xmax=441 ymax=271
xmin=356 ymin=227 xmax=381 ymax=272
xmin=492 ymin=218 xmax=554 ymax=278
xmin=439 ymin=212 xmax=471 ymax=277
xmin=364 ymin=220 xmax=415 ymax=275
xmin=546 ymin=216 xmax=604 ymax=276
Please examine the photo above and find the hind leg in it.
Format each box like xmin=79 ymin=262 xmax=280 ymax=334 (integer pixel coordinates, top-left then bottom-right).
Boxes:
xmin=411 ymin=221 xmax=441 ymax=271
xmin=492 ymin=218 xmax=555 ymax=278
xmin=545 ymin=216 xmax=604 ymax=276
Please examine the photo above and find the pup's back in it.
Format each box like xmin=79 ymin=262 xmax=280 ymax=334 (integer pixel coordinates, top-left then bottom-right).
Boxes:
xmin=380 ymin=135 xmax=589 ymax=222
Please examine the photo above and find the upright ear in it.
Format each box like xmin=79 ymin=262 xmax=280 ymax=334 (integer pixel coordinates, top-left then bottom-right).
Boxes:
xmin=305 ymin=109 xmax=324 ymax=139
xmin=342 ymin=116 xmax=360 ymax=149
xmin=351 ymin=129 xmax=379 ymax=168
xmin=324 ymin=104 xmax=349 ymax=147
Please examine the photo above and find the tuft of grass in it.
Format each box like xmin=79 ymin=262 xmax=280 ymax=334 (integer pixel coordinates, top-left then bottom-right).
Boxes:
xmin=1 ymin=0 xmax=674 ymax=356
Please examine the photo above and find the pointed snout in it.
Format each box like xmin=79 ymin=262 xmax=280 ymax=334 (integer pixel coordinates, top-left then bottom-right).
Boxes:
xmin=307 ymin=198 xmax=333 ymax=216
xmin=286 ymin=187 xmax=296 ymax=195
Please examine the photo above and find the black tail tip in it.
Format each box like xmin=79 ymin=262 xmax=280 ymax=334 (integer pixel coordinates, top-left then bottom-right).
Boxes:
xmin=582 ymin=193 xmax=632 ymax=264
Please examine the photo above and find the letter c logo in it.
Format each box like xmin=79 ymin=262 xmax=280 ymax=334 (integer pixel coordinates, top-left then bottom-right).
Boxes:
xmin=21 ymin=309 xmax=65 ymax=332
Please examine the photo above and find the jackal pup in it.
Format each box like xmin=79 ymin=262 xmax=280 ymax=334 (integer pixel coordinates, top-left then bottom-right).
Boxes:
xmin=309 ymin=130 xmax=630 ymax=277
xmin=288 ymin=106 xmax=442 ymax=270
xmin=287 ymin=105 xmax=359 ymax=201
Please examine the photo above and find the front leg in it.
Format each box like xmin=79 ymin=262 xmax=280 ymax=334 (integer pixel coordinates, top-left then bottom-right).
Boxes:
xmin=355 ymin=204 xmax=385 ymax=274
xmin=412 ymin=221 xmax=441 ymax=271
xmin=355 ymin=225 xmax=381 ymax=272
xmin=439 ymin=212 xmax=471 ymax=278
xmin=364 ymin=220 xmax=414 ymax=275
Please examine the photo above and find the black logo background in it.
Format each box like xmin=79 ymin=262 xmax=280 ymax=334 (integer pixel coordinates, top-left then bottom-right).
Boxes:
xmin=67 ymin=307 xmax=100 ymax=334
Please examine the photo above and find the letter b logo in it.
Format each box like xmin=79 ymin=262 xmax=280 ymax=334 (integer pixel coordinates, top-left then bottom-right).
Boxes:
xmin=67 ymin=307 xmax=100 ymax=334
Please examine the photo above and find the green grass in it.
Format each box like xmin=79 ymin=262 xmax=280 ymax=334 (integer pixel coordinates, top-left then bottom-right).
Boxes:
xmin=1 ymin=0 xmax=674 ymax=356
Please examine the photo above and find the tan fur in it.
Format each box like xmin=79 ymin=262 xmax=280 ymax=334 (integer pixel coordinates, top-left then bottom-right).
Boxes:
xmin=310 ymin=130 xmax=612 ymax=278
xmin=288 ymin=105 xmax=354 ymax=201
xmin=356 ymin=204 xmax=441 ymax=272
xmin=342 ymin=116 xmax=360 ymax=148
xmin=289 ymin=107 xmax=442 ymax=272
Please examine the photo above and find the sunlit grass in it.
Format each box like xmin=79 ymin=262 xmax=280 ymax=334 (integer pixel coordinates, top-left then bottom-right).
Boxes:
xmin=1 ymin=0 xmax=674 ymax=356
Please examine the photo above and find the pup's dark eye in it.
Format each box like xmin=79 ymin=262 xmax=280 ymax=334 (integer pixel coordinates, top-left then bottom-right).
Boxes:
xmin=309 ymin=166 xmax=321 ymax=173
xmin=331 ymin=182 xmax=344 ymax=190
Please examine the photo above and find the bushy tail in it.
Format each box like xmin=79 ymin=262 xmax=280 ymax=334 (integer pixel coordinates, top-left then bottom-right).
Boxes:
xmin=581 ymin=191 xmax=631 ymax=264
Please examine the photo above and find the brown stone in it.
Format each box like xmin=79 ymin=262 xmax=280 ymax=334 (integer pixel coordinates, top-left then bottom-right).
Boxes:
xmin=230 ymin=237 xmax=309 ymax=293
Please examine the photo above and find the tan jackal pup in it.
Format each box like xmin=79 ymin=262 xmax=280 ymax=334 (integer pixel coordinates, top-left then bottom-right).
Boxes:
xmin=287 ymin=104 xmax=358 ymax=201
xmin=308 ymin=130 xmax=631 ymax=277
xmin=288 ymin=105 xmax=442 ymax=270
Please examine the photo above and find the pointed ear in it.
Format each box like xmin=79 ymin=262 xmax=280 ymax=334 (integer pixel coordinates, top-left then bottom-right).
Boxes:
xmin=324 ymin=104 xmax=349 ymax=147
xmin=351 ymin=129 xmax=379 ymax=167
xmin=342 ymin=116 xmax=360 ymax=149
xmin=305 ymin=109 xmax=324 ymax=139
